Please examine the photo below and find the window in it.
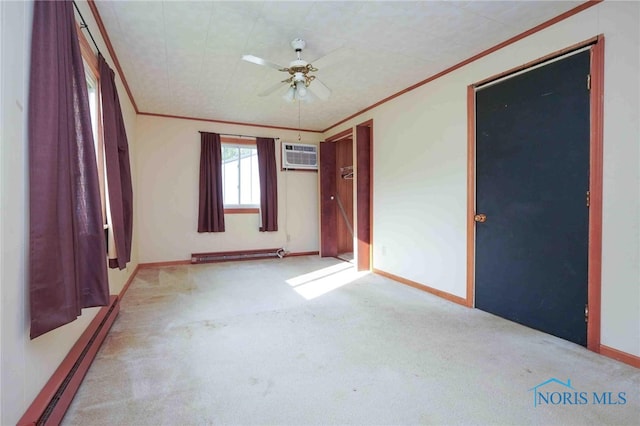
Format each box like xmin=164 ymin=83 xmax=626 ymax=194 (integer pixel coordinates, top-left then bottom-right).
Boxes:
xmin=84 ymin=68 xmax=106 ymax=222
xmin=78 ymin=24 xmax=106 ymax=224
xmin=221 ymin=140 xmax=260 ymax=212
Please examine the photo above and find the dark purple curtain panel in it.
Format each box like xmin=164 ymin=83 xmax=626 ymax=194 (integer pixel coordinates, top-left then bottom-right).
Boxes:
xmin=28 ymin=0 xmax=109 ymax=339
xmin=99 ymin=54 xmax=133 ymax=270
xmin=256 ymin=138 xmax=278 ymax=231
xmin=198 ymin=132 xmax=225 ymax=232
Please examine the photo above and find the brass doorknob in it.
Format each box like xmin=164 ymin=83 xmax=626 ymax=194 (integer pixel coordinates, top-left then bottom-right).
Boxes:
xmin=474 ymin=214 xmax=487 ymax=223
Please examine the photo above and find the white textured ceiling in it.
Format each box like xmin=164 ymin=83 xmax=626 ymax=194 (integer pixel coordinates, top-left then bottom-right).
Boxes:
xmin=94 ymin=1 xmax=582 ymax=131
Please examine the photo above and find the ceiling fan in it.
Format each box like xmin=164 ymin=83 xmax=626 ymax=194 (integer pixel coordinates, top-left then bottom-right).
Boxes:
xmin=242 ymin=38 xmax=331 ymax=102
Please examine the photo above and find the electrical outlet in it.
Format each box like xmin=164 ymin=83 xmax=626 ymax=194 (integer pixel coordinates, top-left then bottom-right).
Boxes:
xmin=382 ymin=245 xmax=387 ymax=256
xmin=286 ymin=234 xmax=291 ymax=242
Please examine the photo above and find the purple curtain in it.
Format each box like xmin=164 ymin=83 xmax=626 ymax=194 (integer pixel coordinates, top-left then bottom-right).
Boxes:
xmin=256 ymin=138 xmax=278 ymax=231
xmin=99 ymin=54 xmax=133 ymax=270
xmin=198 ymin=132 xmax=225 ymax=232
xmin=28 ymin=0 xmax=109 ymax=339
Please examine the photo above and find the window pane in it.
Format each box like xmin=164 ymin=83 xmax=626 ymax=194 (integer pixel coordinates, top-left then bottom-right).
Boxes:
xmin=240 ymin=149 xmax=258 ymax=205
xmin=222 ymin=146 xmax=239 ymax=205
xmin=221 ymin=144 xmax=260 ymax=207
xmin=85 ymin=74 xmax=98 ymax=150
xmin=251 ymin=153 xmax=260 ymax=204
xmin=84 ymin=65 xmax=106 ymax=224
xmin=222 ymin=146 xmax=239 ymax=162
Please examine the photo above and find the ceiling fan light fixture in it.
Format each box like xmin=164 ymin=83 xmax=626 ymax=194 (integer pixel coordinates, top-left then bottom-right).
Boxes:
xmin=296 ymin=81 xmax=307 ymax=98
xmin=283 ymin=85 xmax=296 ymax=102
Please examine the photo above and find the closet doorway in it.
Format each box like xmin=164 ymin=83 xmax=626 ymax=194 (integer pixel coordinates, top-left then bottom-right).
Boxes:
xmin=335 ymin=137 xmax=354 ymax=262
xmin=319 ymin=135 xmax=354 ymax=262
xmin=320 ymin=120 xmax=372 ymax=271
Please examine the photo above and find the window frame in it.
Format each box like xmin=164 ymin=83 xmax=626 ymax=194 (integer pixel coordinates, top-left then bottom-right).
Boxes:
xmin=220 ymin=137 xmax=260 ymax=214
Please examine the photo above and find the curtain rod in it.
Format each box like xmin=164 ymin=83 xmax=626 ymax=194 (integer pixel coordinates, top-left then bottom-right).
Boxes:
xmin=198 ymin=131 xmax=280 ymax=140
xmin=73 ymin=1 xmax=101 ymax=55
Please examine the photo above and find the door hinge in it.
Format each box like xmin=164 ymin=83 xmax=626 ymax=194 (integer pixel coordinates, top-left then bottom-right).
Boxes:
xmin=586 ymin=190 xmax=590 ymax=207
xmin=585 ymin=304 xmax=589 ymax=323
xmin=587 ymin=74 xmax=591 ymax=90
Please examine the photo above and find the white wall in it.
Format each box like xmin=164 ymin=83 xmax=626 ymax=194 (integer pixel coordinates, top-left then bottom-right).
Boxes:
xmin=0 ymin=1 xmax=138 ymax=424
xmin=324 ymin=1 xmax=640 ymax=357
xmin=136 ymin=115 xmax=320 ymax=263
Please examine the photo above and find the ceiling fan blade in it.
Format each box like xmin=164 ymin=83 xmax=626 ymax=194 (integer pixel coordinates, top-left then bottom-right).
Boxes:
xmin=308 ymin=78 xmax=331 ymax=101
xmin=242 ymin=55 xmax=285 ymax=71
xmin=258 ymin=81 xmax=288 ymax=97
xmin=309 ymin=47 xmax=349 ymax=71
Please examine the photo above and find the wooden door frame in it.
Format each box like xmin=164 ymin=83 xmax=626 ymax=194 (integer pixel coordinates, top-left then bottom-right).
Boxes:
xmin=356 ymin=120 xmax=373 ymax=271
xmin=323 ymin=121 xmax=374 ymax=271
xmin=466 ymin=35 xmax=604 ymax=352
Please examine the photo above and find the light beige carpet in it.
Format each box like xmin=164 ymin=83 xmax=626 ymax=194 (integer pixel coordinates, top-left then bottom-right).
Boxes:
xmin=63 ymin=256 xmax=639 ymax=425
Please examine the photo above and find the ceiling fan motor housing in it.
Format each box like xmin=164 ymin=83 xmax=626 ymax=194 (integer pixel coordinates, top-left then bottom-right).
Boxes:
xmin=288 ymin=59 xmax=309 ymax=74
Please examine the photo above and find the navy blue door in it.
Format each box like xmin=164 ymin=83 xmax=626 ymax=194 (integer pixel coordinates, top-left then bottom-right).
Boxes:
xmin=475 ymin=50 xmax=590 ymax=346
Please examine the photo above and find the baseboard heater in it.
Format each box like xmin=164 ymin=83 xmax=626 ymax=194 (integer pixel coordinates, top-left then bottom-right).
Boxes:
xmin=191 ymin=248 xmax=286 ymax=264
xmin=18 ymin=295 xmax=120 ymax=426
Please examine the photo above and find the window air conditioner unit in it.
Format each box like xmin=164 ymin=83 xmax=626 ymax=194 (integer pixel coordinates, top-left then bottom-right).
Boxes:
xmin=281 ymin=142 xmax=318 ymax=170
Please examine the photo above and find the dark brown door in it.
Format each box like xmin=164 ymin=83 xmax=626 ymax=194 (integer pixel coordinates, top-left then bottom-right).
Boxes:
xmin=319 ymin=141 xmax=337 ymax=257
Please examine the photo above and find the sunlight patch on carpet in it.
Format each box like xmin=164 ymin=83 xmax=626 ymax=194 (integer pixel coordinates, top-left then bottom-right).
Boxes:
xmin=286 ymin=263 xmax=370 ymax=300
